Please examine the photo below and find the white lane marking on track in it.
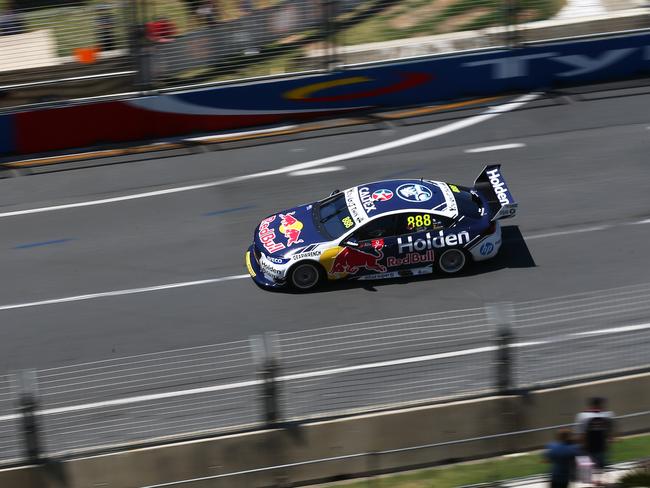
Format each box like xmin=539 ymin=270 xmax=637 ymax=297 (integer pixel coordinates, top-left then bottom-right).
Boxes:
xmin=0 ymin=216 xmax=648 ymax=313
xmin=628 ymin=218 xmax=650 ymax=225
xmin=0 ymin=275 xmax=249 ymax=312
xmin=185 ymin=125 xmax=297 ymax=141
xmin=0 ymin=93 xmax=541 ymax=219
xmin=465 ymin=143 xmax=525 ymax=153
xmin=0 ymin=318 xmax=645 ymax=421
xmin=289 ymin=166 xmax=345 ymax=176
xmin=525 ymin=225 xmax=610 ymax=240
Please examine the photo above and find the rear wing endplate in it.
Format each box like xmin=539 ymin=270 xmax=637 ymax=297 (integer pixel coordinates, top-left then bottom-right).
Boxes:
xmin=473 ymin=164 xmax=517 ymax=221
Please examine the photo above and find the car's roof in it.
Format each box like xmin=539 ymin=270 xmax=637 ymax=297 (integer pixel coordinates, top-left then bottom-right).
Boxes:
xmin=344 ymin=179 xmax=458 ymax=224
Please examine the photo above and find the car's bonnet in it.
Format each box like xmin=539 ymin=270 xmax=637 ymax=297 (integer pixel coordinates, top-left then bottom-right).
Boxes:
xmin=254 ymin=204 xmax=325 ymax=257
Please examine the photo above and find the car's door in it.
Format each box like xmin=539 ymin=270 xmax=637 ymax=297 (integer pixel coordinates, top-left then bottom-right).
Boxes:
xmin=335 ymin=215 xmax=398 ymax=278
xmin=391 ymin=212 xmax=453 ymax=272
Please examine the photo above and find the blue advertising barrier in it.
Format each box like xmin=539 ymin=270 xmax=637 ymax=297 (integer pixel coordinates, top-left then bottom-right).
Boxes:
xmin=0 ymin=114 xmax=15 ymax=155
xmin=8 ymin=31 xmax=650 ymax=155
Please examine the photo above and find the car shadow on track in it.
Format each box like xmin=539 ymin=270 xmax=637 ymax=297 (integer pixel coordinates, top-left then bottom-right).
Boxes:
xmin=261 ymin=226 xmax=535 ymax=294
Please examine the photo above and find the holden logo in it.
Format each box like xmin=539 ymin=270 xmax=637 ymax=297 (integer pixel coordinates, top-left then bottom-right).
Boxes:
xmin=396 ymin=184 xmax=432 ymax=203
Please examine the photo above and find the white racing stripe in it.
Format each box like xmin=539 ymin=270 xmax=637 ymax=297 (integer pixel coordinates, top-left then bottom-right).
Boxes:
xmin=0 ymin=319 xmax=646 ymax=422
xmin=0 ymin=93 xmax=540 ymax=219
xmin=465 ymin=143 xmax=525 ymax=153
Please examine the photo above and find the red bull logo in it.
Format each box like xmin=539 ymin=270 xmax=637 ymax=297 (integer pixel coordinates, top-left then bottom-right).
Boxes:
xmin=279 ymin=212 xmax=304 ymax=247
xmin=258 ymin=215 xmax=285 ymax=254
xmin=329 ymin=247 xmax=387 ymax=275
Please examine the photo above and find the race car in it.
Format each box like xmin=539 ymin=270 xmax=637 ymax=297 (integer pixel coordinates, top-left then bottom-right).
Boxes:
xmin=245 ymin=164 xmax=517 ymax=291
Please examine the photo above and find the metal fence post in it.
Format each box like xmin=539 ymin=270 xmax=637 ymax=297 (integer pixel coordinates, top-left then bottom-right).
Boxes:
xmin=132 ymin=0 xmax=152 ymax=90
xmin=251 ymin=333 xmax=282 ymax=426
xmin=487 ymin=303 xmax=515 ymax=395
xmin=503 ymin=0 xmax=519 ymax=47
xmin=322 ymin=0 xmax=339 ymax=70
xmin=15 ymin=370 xmax=42 ymax=464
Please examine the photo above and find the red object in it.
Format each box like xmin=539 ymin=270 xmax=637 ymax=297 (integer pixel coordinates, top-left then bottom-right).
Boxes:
xmin=331 ymin=247 xmax=386 ymax=274
xmin=146 ymin=19 xmax=177 ymax=43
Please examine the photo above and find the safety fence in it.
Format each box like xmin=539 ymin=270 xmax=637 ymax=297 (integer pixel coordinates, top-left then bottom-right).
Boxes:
xmin=1 ymin=0 xmax=648 ymax=108
xmin=0 ymin=281 xmax=649 ymax=466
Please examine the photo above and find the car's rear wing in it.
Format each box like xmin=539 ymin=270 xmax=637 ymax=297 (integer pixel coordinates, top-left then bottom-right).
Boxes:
xmin=473 ymin=164 xmax=517 ymax=221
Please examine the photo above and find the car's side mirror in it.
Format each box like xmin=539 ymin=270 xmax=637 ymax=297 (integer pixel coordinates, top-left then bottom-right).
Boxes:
xmin=343 ymin=238 xmax=359 ymax=247
xmin=330 ymin=189 xmax=341 ymax=196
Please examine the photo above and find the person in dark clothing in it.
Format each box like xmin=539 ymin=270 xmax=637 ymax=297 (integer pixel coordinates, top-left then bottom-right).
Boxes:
xmin=0 ymin=1 xmax=25 ymax=36
xmin=95 ymin=4 xmax=116 ymax=51
xmin=575 ymin=397 xmax=615 ymax=485
xmin=545 ymin=428 xmax=581 ymax=488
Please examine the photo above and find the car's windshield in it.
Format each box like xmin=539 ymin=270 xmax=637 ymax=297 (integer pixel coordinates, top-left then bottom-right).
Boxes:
xmin=317 ymin=193 xmax=356 ymax=239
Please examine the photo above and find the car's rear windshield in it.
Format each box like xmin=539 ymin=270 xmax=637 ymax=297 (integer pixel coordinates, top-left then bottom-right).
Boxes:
xmin=317 ymin=193 xmax=356 ymax=239
xmin=453 ymin=187 xmax=483 ymax=219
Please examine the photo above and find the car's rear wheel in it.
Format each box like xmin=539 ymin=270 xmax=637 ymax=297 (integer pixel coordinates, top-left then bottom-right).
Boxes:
xmin=289 ymin=262 xmax=323 ymax=291
xmin=437 ymin=249 xmax=467 ymax=274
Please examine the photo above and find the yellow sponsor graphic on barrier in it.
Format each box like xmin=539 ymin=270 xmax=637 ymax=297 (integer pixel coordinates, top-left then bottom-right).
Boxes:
xmin=284 ymin=77 xmax=371 ymax=100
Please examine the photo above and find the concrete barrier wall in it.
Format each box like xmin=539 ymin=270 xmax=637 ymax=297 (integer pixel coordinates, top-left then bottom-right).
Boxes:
xmin=3 ymin=29 xmax=650 ymax=157
xmin=2 ymin=372 xmax=649 ymax=488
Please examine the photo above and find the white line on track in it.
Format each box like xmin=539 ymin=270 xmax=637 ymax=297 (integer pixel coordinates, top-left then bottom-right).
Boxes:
xmin=185 ymin=125 xmax=297 ymax=142
xmin=0 ymin=319 xmax=646 ymax=422
xmin=0 ymin=217 xmax=647 ymax=313
xmin=525 ymin=225 xmax=611 ymax=240
xmin=0 ymin=275 xmax=249 ymax=312
xmin=289 ymin=166 xmax=345 ymax=176
xmin=0 ymin=93 xmax=540 ymax=219
xmin=465 ymin=143 xmax=525 ymax=153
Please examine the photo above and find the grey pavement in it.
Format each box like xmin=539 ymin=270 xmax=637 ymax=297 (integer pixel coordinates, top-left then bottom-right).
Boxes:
xmin=0 ymin=88 xmax=649 ymax=460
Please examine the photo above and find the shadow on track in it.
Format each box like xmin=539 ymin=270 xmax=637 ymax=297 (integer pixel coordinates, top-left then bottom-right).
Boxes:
xmin=258 ymin=226 xmax=535 ymax=294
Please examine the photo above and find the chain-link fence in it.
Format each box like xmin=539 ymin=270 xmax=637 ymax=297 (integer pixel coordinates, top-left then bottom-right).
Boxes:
xmin=1 ymin=0 xmax=648 ymax=109
xmin=0 ymin=282 xmax=649 ymax=466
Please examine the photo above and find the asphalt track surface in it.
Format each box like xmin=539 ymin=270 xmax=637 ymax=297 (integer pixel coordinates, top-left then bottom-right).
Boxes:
xmin=1 ymin=87 xmax=650 ymax=458
xmin=1 ymin=88 xmax=649 ymax=368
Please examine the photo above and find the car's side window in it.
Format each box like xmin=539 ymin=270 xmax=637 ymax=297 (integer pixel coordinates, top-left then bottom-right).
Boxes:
xmin=394 ymin=213 xmax=447 ymax=235
xmin=353 ymin=215 xmax=397 ymax=241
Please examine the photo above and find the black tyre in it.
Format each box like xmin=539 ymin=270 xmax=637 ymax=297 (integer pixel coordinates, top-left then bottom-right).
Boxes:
xmin=437 ymin=249 xmax=467 ymax=274
xmin=289 ymin=261 xmax=324 ymax=291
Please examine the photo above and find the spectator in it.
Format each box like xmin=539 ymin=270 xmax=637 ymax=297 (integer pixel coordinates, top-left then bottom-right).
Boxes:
xmin=95 ymin=3 xmax=116 ymax=51
xmin=575 ymin=397 xmax=615 ymax=486
xmin=544 ymin=428 xmax=581 ymax=488
xmin=0 ymin=1 xmax=25 ymax=36
xmin=195 ymin=0 xmax=217 ymax=27
xmin=146 ymin=17 xmax=177 ymax=43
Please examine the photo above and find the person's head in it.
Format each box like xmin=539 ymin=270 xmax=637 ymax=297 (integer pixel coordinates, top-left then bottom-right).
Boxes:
xmin=588 ymin=396 xmax=605 ymax=410
xmin=556 ymin=428 xmax=573 ymax=444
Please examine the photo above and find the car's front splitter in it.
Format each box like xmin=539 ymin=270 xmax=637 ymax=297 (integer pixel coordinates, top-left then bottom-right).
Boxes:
xmin=245 ymin=246 xmax=285 ymax=289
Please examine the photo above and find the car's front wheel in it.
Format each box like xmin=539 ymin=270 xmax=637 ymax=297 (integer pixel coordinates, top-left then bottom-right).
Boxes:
xmin=437 ymin=249 xmax=467 ymax=274
xmin=288 ymin=261 xmax=324 ymax=291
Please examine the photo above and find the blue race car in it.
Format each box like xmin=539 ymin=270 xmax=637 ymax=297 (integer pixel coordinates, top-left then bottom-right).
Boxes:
xmin=245 ymin=164 xmax=517 ymax=291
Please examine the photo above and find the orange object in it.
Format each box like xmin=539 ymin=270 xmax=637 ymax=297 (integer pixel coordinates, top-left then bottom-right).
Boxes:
xmin=74 ymin=47 xmax=99 ymax=64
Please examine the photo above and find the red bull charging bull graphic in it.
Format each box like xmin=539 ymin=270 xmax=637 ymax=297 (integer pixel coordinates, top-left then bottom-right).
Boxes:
xmin=279 ymin=212 xmax=304 ymax=246
xmin=329 ymin=246 xmax=386 ymax=275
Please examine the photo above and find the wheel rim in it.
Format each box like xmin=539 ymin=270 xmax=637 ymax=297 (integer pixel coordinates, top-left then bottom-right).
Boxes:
xmin=439 ymin=249 xmax=466 ymax=273
xmin=291 ymin=263 xmax=320 ymax=289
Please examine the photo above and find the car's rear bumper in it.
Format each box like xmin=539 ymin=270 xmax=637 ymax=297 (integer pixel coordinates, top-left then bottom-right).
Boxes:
xmin=245 ymin=245 xmax=285 ymax=289
xmin=468 ymin=221 xmax=502 ymax=261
